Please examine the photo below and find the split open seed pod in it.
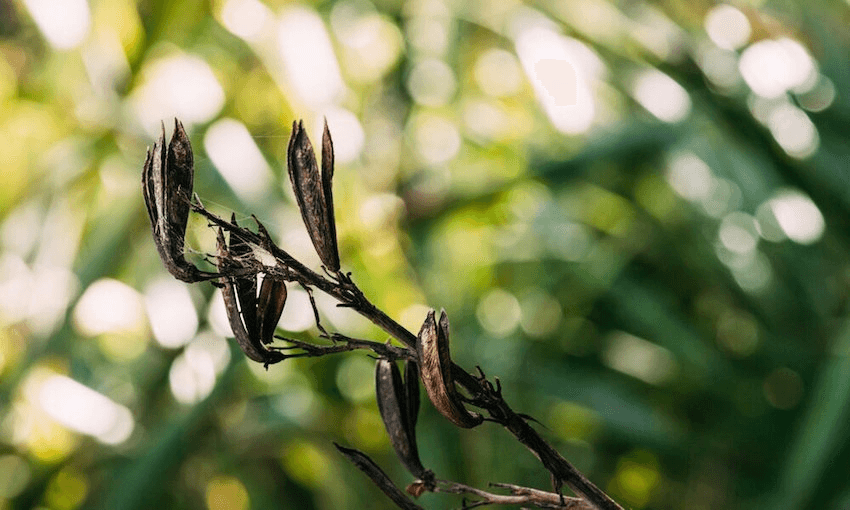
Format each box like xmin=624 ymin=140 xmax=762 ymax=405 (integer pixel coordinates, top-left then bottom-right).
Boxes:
xmin=376 ymin=359 xmax=428 ymax=478
xmin=416 ymin=310 xmax=483 ymax=428
xmin=142 ymin=119 xmax=216 ymax=282
xmin=286 ymin=119 xmax=340 ymax=272
xmin=216 ymin=221 xmax=287 ymax=366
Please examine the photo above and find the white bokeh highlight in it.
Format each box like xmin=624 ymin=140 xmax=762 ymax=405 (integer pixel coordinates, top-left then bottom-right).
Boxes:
xmin=144 ymin=279 xmax=199 ymax=349
xmin=513 ymin=19 xmax=600 ymax=134
xmin=631 ymin=69 xmax=691 ymax=123
xmin=220 ymin=0 xmax=273 ymax=42
xmin=739 ymin=38 xmax=816 ymax=98
xmin=23 ymin=0 xmax=91 ymax=50
xmin=73 ymin=278 xmax=145 ymax=336
xmin=278 ymin=7 xmax=345 ymax=108
xmin=704 ymin=5 xmax=751 ymax=50
xmin=38 ymin=374 xmax=134 ymax=445
xmin=132 ymin=54 xmax=225 ymax=134
xmin=769 ymin=190 xmax=825 ymax=245
xmin=204 ymin=118 xmax=273 ymax=202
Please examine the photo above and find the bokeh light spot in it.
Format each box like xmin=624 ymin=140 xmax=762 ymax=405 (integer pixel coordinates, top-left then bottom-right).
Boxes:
xmin=410 ymin=113 xmax=461 ymax=165
xmin=514 ymin=25 xmax=597 ymax=134
xmin=144 ymin=278 xmax=199 ymax=349
xmin=631 ymin=70 xmax=691 ymax=123
xmin=407 ymin=58 xmax=456 ymax=107
xmin=519 ymin=288 xmax=563 ymax=338
xmin=44 ymin=467 xmax=88 ymax=510
xmin=548 ymin=401 xmax=601 ymax=442
xmin=0 ymin=455 xmax=30 ymax=499
xmin=38 ymin=374 xmax=135 ymax=445
xmin=321 ymin=108 xmax=365 ymax=163
xmin=603 ymin=332 xmax=677 ymax=385
xmin=611 ymin=450 xmax=660 ymax=508
xmin=474 ymin=49 xmax=523 ymax=97
xmin=23 ymin=0 xmax=90 ymax=50
xmin=220 ymin=0 xmax=271 ymax=42
xmin=719 ymin=212 xmax=759 ymax=254
xmin=704 ymin=5 xmax=751 ymax=50
xmin=281 ymin=441 xmax=331 ymax=489
xmin=132 ymin=54 xmax=225 ymax=132
xmin=739 ymin=38 xmax=816 ymax=98
xmin=278 ymin=7 xmax=345 ymax=108
xmin=204 ymin=118 xmax=273 ymax=202
xmin=169 ymin=347 xmax=216 ymax=405
xmin=336 ymin=355 xmax=375 ymax=403
xmin=206 ymin=476 xmax=250 ymax=510
xmin=476 ymin=288 xmax=521 ymax=337
xmin=766 ymin=104 xmax=819 ymax=159
xmin=769 ymin=189 xmax=825 ymax=244
xmin=73 ymin=278 xmax=145 ymax=336
xmin=665 ymin=152 xmax=713 ymax=201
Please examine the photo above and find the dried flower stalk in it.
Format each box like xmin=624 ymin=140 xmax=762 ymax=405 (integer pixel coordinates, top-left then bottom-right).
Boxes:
xmin=143 ymin=118 xmax=625 ymax=510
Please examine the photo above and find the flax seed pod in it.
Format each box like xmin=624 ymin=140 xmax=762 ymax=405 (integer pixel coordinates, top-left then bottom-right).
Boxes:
xmin=286 ymin=119 xmax=340 ymax=271
xmin=142 ymin=119 xmax=216 ymax=282
xmin=416 ymin=310 xmax=483 ymax=428
xmin=375 ymin=359 xmax=427 ymax=478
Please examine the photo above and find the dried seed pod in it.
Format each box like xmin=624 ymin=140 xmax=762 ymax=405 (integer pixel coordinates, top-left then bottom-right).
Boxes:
xmin=375 ymin=359 xmax=427 ymax=478
xmin=216 ymin=227 xmax=286 ymax=366
xmin=416 ymin=310 xmax=483 ymax=428
xmin=142 ymin=119 xmax=216 ymax=282
xmin=404 ymin=360 xmax=420 ymax=431
xmin=334 ymin=444 xmax=425 ymax=510
xmin=286 ymin=119 xmax=340 ymax=272
xmin=226 ymin=215 xmax=260 ymax=340
xmin=257 ymin=277 xmax=287 ymax=345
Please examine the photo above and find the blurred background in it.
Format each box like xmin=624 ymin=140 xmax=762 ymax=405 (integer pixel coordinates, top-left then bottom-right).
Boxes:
xmin=0 ymin=0 xmax=848 ymax=508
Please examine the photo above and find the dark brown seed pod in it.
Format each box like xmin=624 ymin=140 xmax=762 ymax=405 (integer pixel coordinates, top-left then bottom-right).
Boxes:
xmin=375 ymin=359 xmax=427 ymax=478
xmin=257 ymin=277 xmax=287 ymax=345
xmin=286 ymin=119 xmax=340 ymax=272
xmin=334 ymin=443 xmax=425 ymax=510
xmin=416 ymin=309 xmax=483 ymax=428
xmin=226 ymin=215 xmax=259 ymax=340
xmin=404 ymin=360 xmax=420 ymax=431
xmin=216 ymin=227 xmax=285 ymax=366
xmin=142 ymin=119 xmax=216 ymax=283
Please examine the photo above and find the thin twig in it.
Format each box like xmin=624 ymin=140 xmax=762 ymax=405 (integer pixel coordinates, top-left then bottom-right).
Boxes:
xmin=436 ymin=480 xmax=595 ymax=509
xmin=271 ymin=333 xmax=412 ymax=361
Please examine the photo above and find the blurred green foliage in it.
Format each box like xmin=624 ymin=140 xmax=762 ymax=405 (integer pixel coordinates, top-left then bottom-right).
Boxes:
xmin=0 ymin=0 xmax=849 ymax=509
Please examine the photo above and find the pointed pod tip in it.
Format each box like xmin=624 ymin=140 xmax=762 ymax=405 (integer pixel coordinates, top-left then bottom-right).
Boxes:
xmin=437 ymin=309 xmax=450 ymax=336
xmin=173 ymin=118 xmax=186 ymax=137
xmin=419 ymin=309 xmax=437 ymax=335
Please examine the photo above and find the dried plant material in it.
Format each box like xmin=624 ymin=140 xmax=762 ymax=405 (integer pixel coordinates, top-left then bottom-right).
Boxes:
xmin=142 ymin=119 xmax=216 ymax=282
xmin=286 ymin=119 xmax=341 ymax=272
xmin=416 ymin=310 xmax=484 ymax=428
xmin=375 ymin=359 xmax=429 ymax=479
xmin=216 ymin=226 xmax=286 ymax=366
xmin=257 ymin=276 xmax=287 ymax=345
xmin=334 ymin=443 xmax=425 ymax=510
xmin=404 ymin=360 xmax=421 ymax=431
